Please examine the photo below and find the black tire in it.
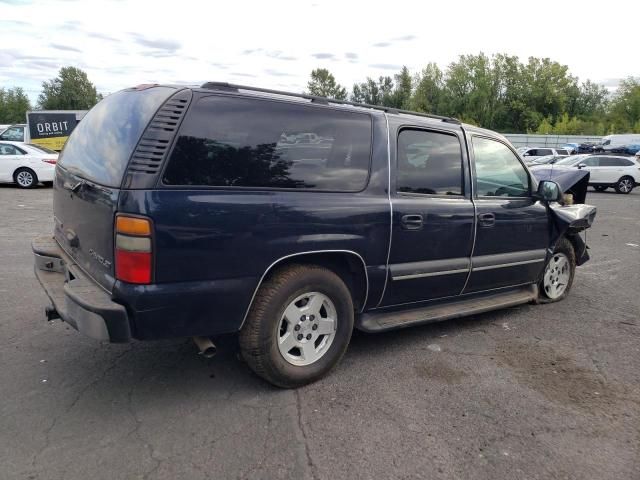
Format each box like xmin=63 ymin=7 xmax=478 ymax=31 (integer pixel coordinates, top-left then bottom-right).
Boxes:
xmin=614 ymin=176 xmax=635 ymax=194
xmin=537 ymin=237 xmax=576 ymax=304
xmin=239 ymin=264 xmax=354 ymax=388
xmin=13 ymin=168 xmax=38 ymax=188
xmin=593 ymin=185 xmax=608 ymax=192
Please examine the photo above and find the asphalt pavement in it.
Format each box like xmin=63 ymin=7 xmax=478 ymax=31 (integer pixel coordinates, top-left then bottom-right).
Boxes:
xmin=0 ymin=184 xmax=638 ymax=480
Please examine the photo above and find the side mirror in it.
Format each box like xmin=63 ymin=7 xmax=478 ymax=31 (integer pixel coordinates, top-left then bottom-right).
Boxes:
xmin=523 ymin=152 xmax=530 ymax=156
xmin=536 ymin=180 xmax=562 ymax=202
xmin=577 ymin=163 xmax=586 ymax=169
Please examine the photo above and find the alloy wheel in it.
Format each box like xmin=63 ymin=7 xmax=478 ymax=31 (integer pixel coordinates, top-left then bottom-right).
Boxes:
xmin=277 ymin=292 xmax=337 ymax=366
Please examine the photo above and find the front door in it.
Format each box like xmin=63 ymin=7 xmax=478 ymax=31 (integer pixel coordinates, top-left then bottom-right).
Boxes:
xmin=464 ymin=135 xmax=549 ymax=293
xmin=380 ymin=125 xmax=474 ymax=307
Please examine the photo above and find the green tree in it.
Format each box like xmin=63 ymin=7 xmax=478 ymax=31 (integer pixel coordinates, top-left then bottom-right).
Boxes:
xmin=351 ymin=76 xmax=395 ymax=107
xmin=38 ymin=66 xmax=101 ymax=110
xmin=0 ymin=87 xmax=31 ymax=123
xmin=410 ymin=63 xmax=445 ymax=115
xmin=608 ymin=77 xmax=640 ymax=132
xmin=306 ymin=68 xmax=347 ymax=100
xmin=393 ymin=66 xmax=413 ymax=109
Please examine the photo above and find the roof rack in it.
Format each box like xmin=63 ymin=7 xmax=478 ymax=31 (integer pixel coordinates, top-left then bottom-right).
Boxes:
xmin=200 ymin=82 xmax=461 ymax=125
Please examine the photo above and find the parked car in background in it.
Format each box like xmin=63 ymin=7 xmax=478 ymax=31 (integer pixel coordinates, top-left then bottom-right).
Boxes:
xmin=0 ymin=141 xmax=58 ymax=188
xmin=518 ymin=147 xmax=569 ymax=162
xmin=577 ymin=142 xmax=597 ymax=153
xmin=0 ymin=124 xmax=12 ymax=134
xmin=32 ymin=82 xmax=597 ymax=387
xmin=609 ymin=144 xmax=640 ymax=156
xmin=594 ymin=134 xmax=640 ymax=153
xmin=562 ymin=143 xmax=579 ymax=154
xmin=552 ymin=154 xmax=640 ymax=193
xmin=0 ymin=124 xmax=27 ymax=142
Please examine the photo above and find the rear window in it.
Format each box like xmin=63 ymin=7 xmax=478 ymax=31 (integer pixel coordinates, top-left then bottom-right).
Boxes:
xmin=162 ymin=96 xmax=372 ymax=191
xmin=59 ymin=86 xmax=174 ymax=186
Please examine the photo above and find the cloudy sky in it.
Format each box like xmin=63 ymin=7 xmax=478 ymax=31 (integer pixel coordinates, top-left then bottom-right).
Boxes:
xmin=1 ymin=0 xmax=637 ymax=103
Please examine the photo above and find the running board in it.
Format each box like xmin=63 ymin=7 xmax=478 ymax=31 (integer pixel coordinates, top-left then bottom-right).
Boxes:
xmin=357 ymin=285 xmax=538 ymax=332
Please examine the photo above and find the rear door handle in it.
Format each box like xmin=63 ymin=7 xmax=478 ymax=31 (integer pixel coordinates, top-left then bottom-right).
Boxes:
xmin=401 ymin=214 xmax=423 ymax=230
xmin=478 ymin=213 xmax=495 ymax=227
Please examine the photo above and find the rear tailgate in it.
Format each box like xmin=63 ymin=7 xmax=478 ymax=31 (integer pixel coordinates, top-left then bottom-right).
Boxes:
xmin=53 ymin=86 xmax=176 ymax=291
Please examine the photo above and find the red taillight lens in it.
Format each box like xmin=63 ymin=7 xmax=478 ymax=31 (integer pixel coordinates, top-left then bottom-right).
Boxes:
xmin=115 ymin=250 xmax=152 ymax=284
xmin=42 ymin=158 xmax=57 ymax=165
xmin=115 ymin=215 xmax=153 ymax=284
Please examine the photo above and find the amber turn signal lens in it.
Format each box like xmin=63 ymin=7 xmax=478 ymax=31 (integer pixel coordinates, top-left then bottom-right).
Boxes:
xmin=116 ymin=216 xmax=152 ymax=236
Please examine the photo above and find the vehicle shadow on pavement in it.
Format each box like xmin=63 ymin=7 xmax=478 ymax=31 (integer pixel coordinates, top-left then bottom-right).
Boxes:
xmin=46 ymin=303 xmax=521 ymax=407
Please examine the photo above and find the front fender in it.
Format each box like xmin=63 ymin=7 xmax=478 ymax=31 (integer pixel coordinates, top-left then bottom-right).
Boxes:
xmin=547 ymin=203 xmax=597 ymax=265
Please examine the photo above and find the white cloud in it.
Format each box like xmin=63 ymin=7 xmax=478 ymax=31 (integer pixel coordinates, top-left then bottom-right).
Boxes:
xmin=0 ymin=0 xmax=637 ymax=103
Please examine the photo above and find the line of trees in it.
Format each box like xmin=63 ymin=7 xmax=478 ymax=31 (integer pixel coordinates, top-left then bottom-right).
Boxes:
xmin=307 ymin=54 xmax=640 ymax=135
xmin=0 ymin=66 xmax=101 ymax=124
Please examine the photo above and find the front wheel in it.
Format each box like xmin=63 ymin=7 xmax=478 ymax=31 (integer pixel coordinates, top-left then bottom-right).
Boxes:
xmin=538 ymin=237 xmax=576 ymax=303
xmin=14 ymin=168 xmax=38 ymax=188
xmin=239 ymin=264 xmax=354 ymax=388
xmin=615 ymin=176 xmax=635 ymax=194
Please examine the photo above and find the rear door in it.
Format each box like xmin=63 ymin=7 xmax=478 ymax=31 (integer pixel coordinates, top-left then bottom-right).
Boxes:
xmin=379 ymin=122 xmax=474 ymax=306
xmin=53 ymin=86 xmax=176 ymax=291
xmin=599 ymin=157 xmax=629 ymax=183
xmin=465 ymin=135 xmax=549 ymax=293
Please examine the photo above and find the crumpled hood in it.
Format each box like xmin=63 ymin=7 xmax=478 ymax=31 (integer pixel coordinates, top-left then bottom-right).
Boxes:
xmin=530 ymin=165 xmax=590 ymax=204
xmin=529 ymin=165 xmax=596 ymax=265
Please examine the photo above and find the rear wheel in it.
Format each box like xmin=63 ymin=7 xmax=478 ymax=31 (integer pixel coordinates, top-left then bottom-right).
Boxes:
xmin=615 ymin=176 xmax=634 ymax=194
xmin=14 ymin=168 xmax=38 ymax=188
xmin=239 ymin=264 xmax=354 ymax=388
xmin=593 ymin=185 xmax=608 ymax=192
xmin=538 ymin=237 xmax=575 ymax=303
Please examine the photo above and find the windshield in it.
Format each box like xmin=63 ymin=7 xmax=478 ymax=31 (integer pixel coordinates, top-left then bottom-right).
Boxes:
xmin=555 ymin=155 xmax=586 ymax=166
xmin=59 ymin=86 xmax=175 ymax=186
xmin=27 ymin=143 xmax=57 ymax=154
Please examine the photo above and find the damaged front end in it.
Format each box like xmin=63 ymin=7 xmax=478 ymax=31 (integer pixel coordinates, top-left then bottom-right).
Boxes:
xmin=531 ymin=165 xmax=597 ymax=265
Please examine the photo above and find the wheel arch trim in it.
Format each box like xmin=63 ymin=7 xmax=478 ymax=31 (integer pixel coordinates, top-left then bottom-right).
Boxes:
xmin=239 ymin=249 xmax=369 ymax=330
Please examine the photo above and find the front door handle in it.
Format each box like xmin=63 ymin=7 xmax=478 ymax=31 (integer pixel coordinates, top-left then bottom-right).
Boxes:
xmin=478 ymin=213 xmax=495 ymax=227
xmin=401 ymin=214 xmax=423 ymax=230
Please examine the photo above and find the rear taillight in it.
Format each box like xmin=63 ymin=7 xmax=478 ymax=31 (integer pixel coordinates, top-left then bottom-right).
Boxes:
xmin=42 ymin=158 xmax=57 ymax=165
xmin=115 ymin=215 xmax=153 ymax=284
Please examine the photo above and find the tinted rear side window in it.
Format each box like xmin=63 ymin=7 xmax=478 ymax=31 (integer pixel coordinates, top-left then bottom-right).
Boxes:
xmin=397 ymin=129 xmax=463 ymax=195
xmin=162 ymin=96 xmax=372 ymax=191
xmin=600 ymin=157 xmax=632 ymax=167
xmin=59 ymin=86 xmax=175 ymax=186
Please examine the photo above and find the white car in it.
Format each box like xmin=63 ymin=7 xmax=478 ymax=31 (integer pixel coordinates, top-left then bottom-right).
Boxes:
xmin=553 ymin=154 xmax=640 ymax=194
xmin=518 ymin=147 xmax=570 ymax=163
xmin=0 ymin=124 xmax=27 ymax=142
xmin=0 ymin=141 xmax=58 ymax=188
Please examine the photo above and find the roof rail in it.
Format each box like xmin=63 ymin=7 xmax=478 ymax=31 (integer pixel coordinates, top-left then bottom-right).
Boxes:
xmin=199 ymin=82 xmax=461 ymax=125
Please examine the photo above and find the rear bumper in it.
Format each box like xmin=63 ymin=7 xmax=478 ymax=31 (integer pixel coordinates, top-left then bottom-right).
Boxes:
xmin=32 ymin=236 xmax=131 ymax=342
xmin=37 ymin=169 xmax=55 ymax=182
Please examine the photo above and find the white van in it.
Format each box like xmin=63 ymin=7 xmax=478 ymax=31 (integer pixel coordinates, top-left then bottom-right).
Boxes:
xmin=597 ymin=134 xmax=640 ymax=153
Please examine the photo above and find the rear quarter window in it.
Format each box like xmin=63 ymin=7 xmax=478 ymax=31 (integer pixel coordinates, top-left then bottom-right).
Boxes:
xmin=162 ymin=96 xmax=372 ymax=191
xmin=59 ymin=86 xmax=175 ymax=186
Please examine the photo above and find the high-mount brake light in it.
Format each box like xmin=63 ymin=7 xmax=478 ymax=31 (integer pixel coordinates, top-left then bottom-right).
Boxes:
xmin=115 ymin=215 xmax=153 ymax=284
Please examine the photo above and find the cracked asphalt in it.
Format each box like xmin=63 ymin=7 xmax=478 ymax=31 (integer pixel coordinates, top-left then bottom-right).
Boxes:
xmin=0 ymin=184 xmax=638 ymax=480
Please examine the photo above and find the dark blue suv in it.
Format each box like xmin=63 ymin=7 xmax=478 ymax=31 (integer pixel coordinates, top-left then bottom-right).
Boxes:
xmin=33 ymin=83 xmax=596 ymax=387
